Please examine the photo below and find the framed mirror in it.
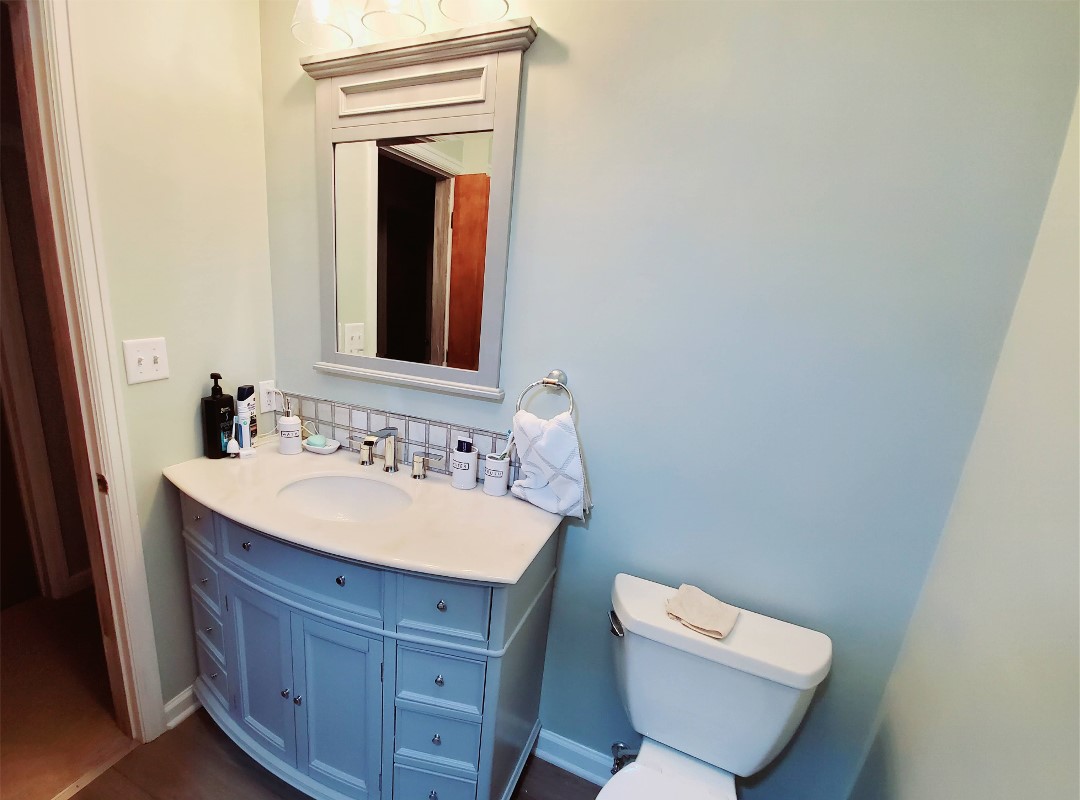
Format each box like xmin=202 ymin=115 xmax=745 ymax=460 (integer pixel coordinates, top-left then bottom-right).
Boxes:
xmin=335 ymin=132 xmax=493 ymax=370
xmin=303 ymin=19 xmax=537 ymax=400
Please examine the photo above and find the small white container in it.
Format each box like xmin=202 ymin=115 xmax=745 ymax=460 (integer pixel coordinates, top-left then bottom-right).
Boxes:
xmin=483 ymin=455 xmax=509 ymax=496
xmin=450 ymin=439 xmax=478 ymax=490
xmin=278 ymin=398 xmax=302 ymax=455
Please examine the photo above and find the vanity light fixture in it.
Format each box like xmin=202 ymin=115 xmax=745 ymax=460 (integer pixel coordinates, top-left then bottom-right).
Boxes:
xmin=362 ymin=0 xmax=427 ymax=37
xmin=437 ymin=0 xmax=509 ymax=24
xmin=291 ymin=0 xmax=353 ymax=50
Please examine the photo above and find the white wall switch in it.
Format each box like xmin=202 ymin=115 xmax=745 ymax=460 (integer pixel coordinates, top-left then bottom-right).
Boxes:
xmin=259 ymin=380 xmax=277 ymax=413
xmin=122 ymin=337 xmax=169 ymax=384
xmin=343 ymin=322 xmax=365 ymax=356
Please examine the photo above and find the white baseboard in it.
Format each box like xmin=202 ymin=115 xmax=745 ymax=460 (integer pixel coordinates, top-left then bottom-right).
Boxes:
xmin=535 ymin=729 xmax=611 ymax=787
xmin=164 ymin=683 xmax=200 ymax=729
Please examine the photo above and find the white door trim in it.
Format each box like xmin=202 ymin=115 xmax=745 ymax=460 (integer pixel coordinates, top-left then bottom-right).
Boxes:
xmin=26 ymin=0 xmax=165 ymax=742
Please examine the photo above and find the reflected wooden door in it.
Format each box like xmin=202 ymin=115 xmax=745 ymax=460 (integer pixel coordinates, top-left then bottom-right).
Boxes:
xmin=446 ymin=174 xmax=490 ymax=371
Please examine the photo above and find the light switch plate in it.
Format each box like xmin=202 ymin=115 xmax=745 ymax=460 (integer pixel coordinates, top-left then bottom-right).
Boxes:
xmin=342 ymin=322 xmax=365 ymax=356
xmin=122 ymin=337 xmax=169 ymax=384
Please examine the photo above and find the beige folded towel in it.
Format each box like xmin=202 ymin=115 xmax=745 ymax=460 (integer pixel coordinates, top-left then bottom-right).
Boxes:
xmin=666 ymin=584 xmax=740 ymax=640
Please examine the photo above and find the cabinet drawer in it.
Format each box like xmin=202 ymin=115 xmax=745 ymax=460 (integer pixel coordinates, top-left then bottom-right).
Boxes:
xmin=192 ymin=594 xmax=226 ymax=662
xmin=195 ymin=640 xmax=228 ymax=709
xmin=222 ymin=522 xmax=382 ymax=623
xmin=394 ymin=764 xmax=476 ymax=800
xmin=397 ymin=575 xmax=490 ymax=645
xmin=398 ymin=646 xmax=485 ymax=717
xmin=396 ymin=707 xmax=481 ymax=773
xmin=180 ymin=493 xmax=215 ymax=553
xmin=186 ymin=546 xmax=221 ymax=613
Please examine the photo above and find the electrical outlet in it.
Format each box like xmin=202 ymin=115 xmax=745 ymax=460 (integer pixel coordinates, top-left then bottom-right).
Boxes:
xmin=343 ymin=322 xmax=365 ymax=356
xmin=122 ymin=338 xmax=169 ymax=384
xmin=259 ymin=380 xmax=277 ymax=413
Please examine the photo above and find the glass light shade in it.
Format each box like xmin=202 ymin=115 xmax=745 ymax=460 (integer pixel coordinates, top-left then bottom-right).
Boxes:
xmin=362 ymin=0 xmax=427 ymax=38
xmin=292 ymin=0 xmax=353 ymax=50
xmin=437 ymin=0 xmax=509 ymax=24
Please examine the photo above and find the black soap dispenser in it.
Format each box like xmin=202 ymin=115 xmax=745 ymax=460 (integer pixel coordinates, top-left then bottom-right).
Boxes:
xmin=201 ymin=373 xmax=234 ymax=459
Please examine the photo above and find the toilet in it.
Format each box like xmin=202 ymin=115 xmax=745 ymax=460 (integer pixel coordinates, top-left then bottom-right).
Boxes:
xmin=599 ymin=573 xmax=832 ymax=799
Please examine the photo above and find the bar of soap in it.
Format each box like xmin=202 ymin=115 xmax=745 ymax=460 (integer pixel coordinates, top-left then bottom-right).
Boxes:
xmin=306 ymin=434 xmax=327 ymax=447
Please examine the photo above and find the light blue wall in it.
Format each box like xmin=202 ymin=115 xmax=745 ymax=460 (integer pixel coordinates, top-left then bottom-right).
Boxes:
xmin=259 ymin=2 xmax=1078 ymax=797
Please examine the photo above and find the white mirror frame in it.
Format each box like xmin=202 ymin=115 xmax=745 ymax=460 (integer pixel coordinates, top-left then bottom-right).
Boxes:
xmin=302 ymin=18 xmax=537 ymax=401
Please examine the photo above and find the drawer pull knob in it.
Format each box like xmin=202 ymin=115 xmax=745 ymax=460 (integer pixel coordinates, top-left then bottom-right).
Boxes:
xmin=199 ymin=577 xmax=209 ymax=585
xmin=281 ymin=689 xmax=290 ymax=698
xmin=335 ymin=575 xmax=346 ymax=587
xmin=436 ymin=600 xmax=447 ymax=612
xmin=193 ymin=514 xmax=202 ymax=521
xmin=293 ymin=695 xmax=303 ymax=706
xmin=429 ymin=792 xmax=438 ymax=800
xmin=242 ymin=541 xmax=252 ymax=551
xmin=434 ymin=675 xmax=444 ymax=687
xmin=209 ymin=672 xmax=218 ymax=679
xmin=203 ymin=626 xmax=213 ymax=633
xmin=431 ymin=733 xmax=441 ymax=745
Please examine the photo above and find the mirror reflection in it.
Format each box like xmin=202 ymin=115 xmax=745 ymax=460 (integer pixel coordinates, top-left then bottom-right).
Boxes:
xmin=335 ymin=132 xmax=492 ymax=371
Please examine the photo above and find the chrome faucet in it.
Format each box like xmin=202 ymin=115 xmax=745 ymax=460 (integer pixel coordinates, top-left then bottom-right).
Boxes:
xmin=360 ymin=427 xmax=398 ymax=472
xmin=411 ymin=451 xmax=444 ymax=479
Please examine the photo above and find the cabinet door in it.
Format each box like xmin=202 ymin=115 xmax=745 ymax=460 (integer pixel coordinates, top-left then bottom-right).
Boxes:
xmin=229 ymin=580 xmax=297 ymax=766
xmin=293 ymin=616 xmax=383 ymax=799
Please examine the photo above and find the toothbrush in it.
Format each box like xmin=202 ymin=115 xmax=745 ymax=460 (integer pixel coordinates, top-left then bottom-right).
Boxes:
xmin=492 ymin=430 xmax=512 ymax=460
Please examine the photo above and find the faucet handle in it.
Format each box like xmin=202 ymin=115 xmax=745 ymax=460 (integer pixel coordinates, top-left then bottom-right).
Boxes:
xmin=411 ymin=451 xmax=444 ymax=480
xmin=350 ymin=437 xmax=376 ymax=466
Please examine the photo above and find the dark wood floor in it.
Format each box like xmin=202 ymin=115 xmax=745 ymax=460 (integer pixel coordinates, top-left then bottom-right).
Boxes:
xmin=1 ymin=592 xmax=134 ymax=800
xmin=74 ymin=709 xmax=600 ymax=800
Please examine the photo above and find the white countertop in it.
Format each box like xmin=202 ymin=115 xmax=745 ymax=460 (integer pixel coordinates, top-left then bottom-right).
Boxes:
xmin=163 ymin=447 xmax=562 ymax=585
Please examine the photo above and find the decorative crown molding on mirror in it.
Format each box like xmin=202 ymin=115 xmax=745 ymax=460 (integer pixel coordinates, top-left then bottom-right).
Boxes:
xmin=304 ymin=18 xmax=538 ymax=401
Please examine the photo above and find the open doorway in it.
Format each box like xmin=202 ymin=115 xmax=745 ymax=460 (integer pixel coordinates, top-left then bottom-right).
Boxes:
xmin=0 ymin=3 xmax=135 ymax=796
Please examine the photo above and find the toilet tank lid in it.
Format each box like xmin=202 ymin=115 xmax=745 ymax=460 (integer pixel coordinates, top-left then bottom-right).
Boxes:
xmin=612 ymin=573 xmax=832 ymax=690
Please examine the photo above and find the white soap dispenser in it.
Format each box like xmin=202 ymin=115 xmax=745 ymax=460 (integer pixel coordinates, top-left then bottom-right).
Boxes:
xmin=278 ymin=397 xmax=302 ymax=455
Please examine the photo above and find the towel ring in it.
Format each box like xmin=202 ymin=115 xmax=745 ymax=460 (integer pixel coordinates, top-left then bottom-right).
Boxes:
xmin=516 ymin=369 xmax=574 ymax=415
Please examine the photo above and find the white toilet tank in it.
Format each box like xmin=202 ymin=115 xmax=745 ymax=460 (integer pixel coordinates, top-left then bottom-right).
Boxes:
xmin=610 ymin=573 xmax=832 ymax=777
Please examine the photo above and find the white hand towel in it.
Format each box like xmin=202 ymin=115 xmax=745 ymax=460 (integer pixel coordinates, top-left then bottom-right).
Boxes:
xmin=665 ymin=584 xmax=740 ymax=640
xmin=510 ymin=409 xmax=590 ymax=519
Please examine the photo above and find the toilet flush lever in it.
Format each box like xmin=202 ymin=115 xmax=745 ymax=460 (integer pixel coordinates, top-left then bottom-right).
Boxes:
xmin=608 ymin=609 xmax=624 ymax=638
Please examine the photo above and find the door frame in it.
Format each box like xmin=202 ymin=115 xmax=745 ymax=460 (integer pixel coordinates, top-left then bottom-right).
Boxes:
xmin=13 ymin=0 xmax=165 ymax=741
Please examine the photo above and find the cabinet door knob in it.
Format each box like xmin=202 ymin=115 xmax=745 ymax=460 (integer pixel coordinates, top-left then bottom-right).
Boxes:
xmin=203 ymin=626 xmax=213 ymax=633
xmin=335 ymin=575 xmax=346 ymax=587
xmin=293 ymin=695 xmax=303 ymax=706
xmin=242 ymin=541 xmax=252 ymax=551
xmin=193 ymin=514 xmax=202 ymax=521
xmin=429 ymin=791 xmax=438 ymax=800
xmin=281 ymin=689 xmax=290 ymax=698
xmin=431 ymin=733 xmax=441 ymax=746
xmin=436 ymin=600 xmax=447 ymax=612
xmin=199 ymin=577 xmax=209 ymax=585
xmin=209 ymin=672 xmax=218 ymax=679
xmin=434 ymin=675 xmax=444 ymax=687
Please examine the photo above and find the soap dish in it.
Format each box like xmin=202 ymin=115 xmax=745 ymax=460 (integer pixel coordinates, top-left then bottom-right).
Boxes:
xmin=303 ymin=440 xmax=341 ymax=455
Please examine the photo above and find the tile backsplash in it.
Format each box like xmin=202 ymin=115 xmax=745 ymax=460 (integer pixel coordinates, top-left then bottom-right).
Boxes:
xmin=277 ymin=391 xmax=515 ymax=480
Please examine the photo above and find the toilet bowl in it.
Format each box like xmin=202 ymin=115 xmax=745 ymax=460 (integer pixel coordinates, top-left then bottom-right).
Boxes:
xmin=598 ymin=574 xmax=832 ymax=798
xmin=598 ymin=739 xmax=737 ymax=800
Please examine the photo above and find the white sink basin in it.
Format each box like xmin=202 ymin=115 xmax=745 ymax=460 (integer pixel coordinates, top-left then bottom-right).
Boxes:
xmin=275 ymin=475 xmax=412 ymax=523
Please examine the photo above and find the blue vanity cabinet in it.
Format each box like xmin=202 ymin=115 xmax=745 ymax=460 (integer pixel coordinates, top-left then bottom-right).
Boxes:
xmin=293 ymin=615 xmax=383 ymax=798
xmin=227 ymin=579 xmax=298 ymax=767
xmin=178 ymin=494 xmax=559 ymax=800
xmin=224 ymin=574 xmax=384 ymax=799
